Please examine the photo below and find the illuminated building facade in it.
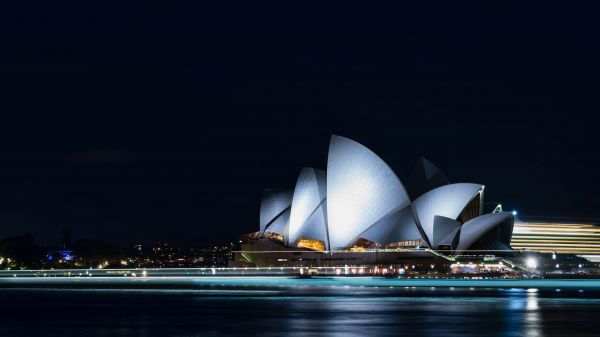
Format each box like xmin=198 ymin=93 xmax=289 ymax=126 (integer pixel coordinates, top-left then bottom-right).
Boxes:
xmin=511 ymin=221 xmax=600 ymax=262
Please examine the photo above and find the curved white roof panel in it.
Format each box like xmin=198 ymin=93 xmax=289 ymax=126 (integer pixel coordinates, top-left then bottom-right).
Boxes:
xmin=259 ymin=189 xmax=292 ymax=235
xmin=432 ymin=216 xmax=461 ymax=249
xmin=412 ymin=183 xmax=483 ymax=246
xmin=355 ymin=207 xmax=403 ymax=245
xmin=264 ymin=208 xmax=291 ymax=237
xmin=355 ymin=206 xmax=421 ymax=245
xmin=455 ymin=212 xmax=513 ymax=254
xmin=288 ymin=168 xmax=329 ymax=248
xmin=326 ymin=135 xmax=411 ymax=249
xmin=386 ymin=206 xmax=422 ymax=243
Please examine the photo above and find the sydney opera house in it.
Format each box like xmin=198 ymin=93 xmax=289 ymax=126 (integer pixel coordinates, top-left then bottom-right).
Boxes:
xmin=235 ymin=135 xmax=599 ymax=270
xmin=257 ymin=135 xmax=512 ymax=252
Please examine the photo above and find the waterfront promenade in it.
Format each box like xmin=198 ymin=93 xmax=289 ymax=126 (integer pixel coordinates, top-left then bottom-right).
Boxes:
xmin=2 ymin=274 xmax=600 ymax=291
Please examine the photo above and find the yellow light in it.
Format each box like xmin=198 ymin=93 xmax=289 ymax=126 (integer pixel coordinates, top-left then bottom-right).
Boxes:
xmin=296 ymin=239 xmax=325 ymax=251
xmin=349 ymin=246 xmax=366 ymax=252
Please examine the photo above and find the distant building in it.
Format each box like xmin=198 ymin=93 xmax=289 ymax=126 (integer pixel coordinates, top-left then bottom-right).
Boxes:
xmin=511 ymin=220 xmax=600 ymax=262
xmin=46 ymin=249 xmax=74 ymax=262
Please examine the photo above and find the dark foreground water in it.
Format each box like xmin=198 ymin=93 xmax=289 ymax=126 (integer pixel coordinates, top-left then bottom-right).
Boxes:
xmin=1 ymin=280 xmax=600 ymax=336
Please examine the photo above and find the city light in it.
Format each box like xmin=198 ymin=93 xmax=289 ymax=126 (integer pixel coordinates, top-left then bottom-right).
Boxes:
xmin=526 ymin=257 xmax=537 ymax=269
xmin=512 ymin=210 xmax=518 ymax=216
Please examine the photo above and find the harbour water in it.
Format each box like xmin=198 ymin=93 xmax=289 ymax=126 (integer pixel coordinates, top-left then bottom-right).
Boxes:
xmin=1 ymin=277 xmax=599 ymax=336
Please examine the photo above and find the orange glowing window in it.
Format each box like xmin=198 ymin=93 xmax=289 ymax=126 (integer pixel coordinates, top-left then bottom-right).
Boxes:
xmin=296 ymin=239 xmax=325 ymax=251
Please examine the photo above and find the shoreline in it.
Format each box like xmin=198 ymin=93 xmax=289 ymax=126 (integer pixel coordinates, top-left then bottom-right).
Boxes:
xmin=2 ymin=276 xmax=600 ymax=292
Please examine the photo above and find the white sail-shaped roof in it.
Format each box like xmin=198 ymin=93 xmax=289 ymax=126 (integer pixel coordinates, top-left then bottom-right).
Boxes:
xmin=259 ymin=189 xmax=292 ymax=236
xmin=355 ymin=206 xmax=421 ymax=245
xmin=326 ymin=135 xmax=411 ymax=249
xmin=264 ymin=208 xmax=291 ymax=237
xmin=455 ymin=212 xmax=514 ymax=254
xmin=288 ymin=168 xmax=329 ymax=249
xmin=412 ymin=183 xmax=483 ymax=246
xmin=431 ymin=216 xmax=461 ymax=249
xmin=386 ymin=206 xmax=422 ymax=243
xmin=355 ymin=207 xmax=403 ymax=245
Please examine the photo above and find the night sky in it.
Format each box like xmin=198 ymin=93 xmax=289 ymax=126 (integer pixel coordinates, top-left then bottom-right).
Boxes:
xmin=0 ymin=4 xmax=599 ymax=246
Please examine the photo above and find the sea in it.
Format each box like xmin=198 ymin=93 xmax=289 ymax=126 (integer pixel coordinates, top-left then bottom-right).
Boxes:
xmin=0 ymin=277 xmax=599 ymax=336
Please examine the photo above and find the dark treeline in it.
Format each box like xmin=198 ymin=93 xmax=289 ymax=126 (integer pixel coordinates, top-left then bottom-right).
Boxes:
xmin=0 ymin=234 xmax=44 ymax=269
xmin=0 ymin=234 xmax=123 ymax=268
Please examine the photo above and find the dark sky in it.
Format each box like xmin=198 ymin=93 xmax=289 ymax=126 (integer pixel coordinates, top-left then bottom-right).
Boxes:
xmin=0 ymin=4 xmax=599 ymax=246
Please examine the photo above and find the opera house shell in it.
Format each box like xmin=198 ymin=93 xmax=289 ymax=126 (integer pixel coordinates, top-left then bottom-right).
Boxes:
xmin=259 ymin=135 xmax=514 ymax=254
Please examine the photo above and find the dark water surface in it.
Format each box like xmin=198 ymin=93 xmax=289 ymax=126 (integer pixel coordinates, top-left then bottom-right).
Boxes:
xmin=0 ymin=286 xmax=599 ymax=336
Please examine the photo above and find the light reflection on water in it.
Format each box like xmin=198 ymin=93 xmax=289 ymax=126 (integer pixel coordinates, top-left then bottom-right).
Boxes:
xmin=0 ymin=287 xmax=599 ymax=337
